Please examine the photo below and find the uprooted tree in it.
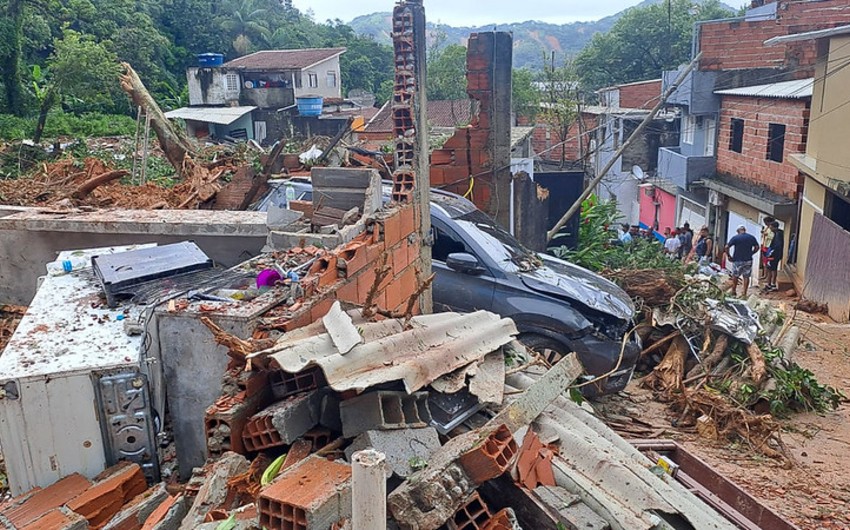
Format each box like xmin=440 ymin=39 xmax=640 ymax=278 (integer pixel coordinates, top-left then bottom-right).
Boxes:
xmin=118 ymin=62 xmax=223 ymax=205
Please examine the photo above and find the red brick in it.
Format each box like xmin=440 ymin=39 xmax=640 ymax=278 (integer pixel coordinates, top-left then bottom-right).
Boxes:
xmin=458 ymin=424 xmax=518 ymax=484
xmin=19 ymin=507 xmax=87 ymax=530
xmin=382 ymin=210 xmax=403 ymax=247
xmin=140 ymin=495 xmax=177 ymax=530
xmin=398 ymin=204 xmax=415 ymax=238
xmin=66 ymin=463 xmax=148 ymax=529
xmin=448 ymin=491 xmax=491 ymax=530
xmin=481 ymin=508 xmax=513 ymax=530
xmin=258 ymin=456 xmax=351 ymax=530
xmin=1 ymin=474 xmax=91 ymax=527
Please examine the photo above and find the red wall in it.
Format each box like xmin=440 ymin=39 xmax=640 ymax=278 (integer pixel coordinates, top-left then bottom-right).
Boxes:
xmin=716 ymin=95 xmax=808 ymax=198
xmin=639 ymin=186 xmax=677 ymax=234
xmin=618 ymin=80 xmax=661 ymax=109
xmin=698 ymin=0 xmax=850 ymax=73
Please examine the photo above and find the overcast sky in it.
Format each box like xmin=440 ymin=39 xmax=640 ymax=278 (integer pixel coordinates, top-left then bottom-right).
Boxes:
xmin=291 ymin=0 xmax=675 ymax=27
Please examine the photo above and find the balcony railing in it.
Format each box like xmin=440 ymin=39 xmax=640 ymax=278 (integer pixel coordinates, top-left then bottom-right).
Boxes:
xmin=658 ymin=147 xmax=716 ymax=190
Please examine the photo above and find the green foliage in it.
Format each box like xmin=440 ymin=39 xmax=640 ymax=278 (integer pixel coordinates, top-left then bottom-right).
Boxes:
xmin=0 ymin=111 xmax=135 ymax=140
xmin=512 ymin=68 xmax=539 ymax=119
xmin=575 ymin=0 xmax=733 ymax=90
xmin=427 ymin=43 xmax=468 ymax=101
xmin=48 ymin=29 xmax=120 ymax=108
xmin=553 ymin=196 xmax=686 ymax=275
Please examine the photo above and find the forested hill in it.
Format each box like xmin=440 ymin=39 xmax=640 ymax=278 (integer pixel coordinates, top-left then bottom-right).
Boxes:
xmin=349 ymin=0 xmax=737 ymax=70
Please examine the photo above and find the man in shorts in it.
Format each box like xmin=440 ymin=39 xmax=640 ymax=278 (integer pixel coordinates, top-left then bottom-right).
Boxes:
xmin=724 ymin=225 xmax=760 ymax=297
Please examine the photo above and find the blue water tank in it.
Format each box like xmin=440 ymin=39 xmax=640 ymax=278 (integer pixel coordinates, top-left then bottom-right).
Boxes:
xmin=197 ymin=53 xmax=224 ymax=67
xmin=296 ymin=96 xmax=324 ymax=116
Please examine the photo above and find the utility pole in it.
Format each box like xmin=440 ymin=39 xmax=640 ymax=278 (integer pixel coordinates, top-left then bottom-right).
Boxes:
xmin=546 ymin=52 xmax=702 ymax=242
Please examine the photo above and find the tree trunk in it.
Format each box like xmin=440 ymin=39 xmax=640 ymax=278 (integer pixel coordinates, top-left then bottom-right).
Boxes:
xmin=72 ymin=170 xmax=130 ymax=200
xmin=2 ymin=0 xmax=25 ymax=116
xmin=32 ymin=88 xmax=57 ymax=144
xmin=118 ymin=62 xmax=196 ymax=172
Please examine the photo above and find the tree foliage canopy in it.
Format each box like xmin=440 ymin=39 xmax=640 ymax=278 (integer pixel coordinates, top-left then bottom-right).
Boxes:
xmin=575 ymin=0 xmax=732 ymax=90
xmin=0 ymin=0 xmax=394 ymax=119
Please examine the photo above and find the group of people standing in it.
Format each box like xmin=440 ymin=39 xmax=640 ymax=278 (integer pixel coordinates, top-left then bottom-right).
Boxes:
xmin=620 ymin=217 xmax=785 ymax=297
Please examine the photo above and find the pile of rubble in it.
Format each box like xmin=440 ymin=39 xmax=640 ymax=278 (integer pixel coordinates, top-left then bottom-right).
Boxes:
xmin=614 ymin=271 xmax=842 ymax=465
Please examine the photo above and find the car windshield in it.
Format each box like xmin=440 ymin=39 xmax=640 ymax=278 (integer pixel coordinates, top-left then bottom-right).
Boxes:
xmin=454 ymin=210 xmax=542 ymax=272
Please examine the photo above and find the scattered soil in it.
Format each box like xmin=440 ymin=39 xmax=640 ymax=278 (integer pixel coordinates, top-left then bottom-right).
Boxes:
xmin=599 ymin=292 xmax=850 ymax=530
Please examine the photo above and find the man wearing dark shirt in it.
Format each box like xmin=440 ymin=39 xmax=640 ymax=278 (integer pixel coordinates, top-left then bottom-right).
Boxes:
xmin=724 ymin=225 xmax=760 ymax=297
xmin=764 ymin=221 xmax=785 ymax=292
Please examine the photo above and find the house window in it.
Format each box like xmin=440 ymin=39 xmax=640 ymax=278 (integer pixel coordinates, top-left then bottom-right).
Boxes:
xmin=766 ymin=123 xmax=786 ymax=163
xmin=326 ymin=71 xmax=337 ymax=88
xmin=307 ymin=73 xmax=318 ymax=88
xmin=729 ymin=118 xmax=744 ymax=153
xmin=682 ymin=115 xmax=695 ymax=145
xmin=704 ymin=118 xmax=716 ymax=157
xmin=225 ymin=73 xmax=239 ymax=93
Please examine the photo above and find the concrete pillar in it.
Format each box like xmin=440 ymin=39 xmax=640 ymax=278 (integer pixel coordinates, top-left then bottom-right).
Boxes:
xmin=352 ymin=449 xmax=387 ymax=530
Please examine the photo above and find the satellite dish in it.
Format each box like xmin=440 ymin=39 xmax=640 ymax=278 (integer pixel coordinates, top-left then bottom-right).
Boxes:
xmin=632 ymin=165 xmax=645 ymax=180
xmin=348 ymin=89 xmax=376 ymax=108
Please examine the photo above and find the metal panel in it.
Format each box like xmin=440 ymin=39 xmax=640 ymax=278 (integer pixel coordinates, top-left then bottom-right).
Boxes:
xmin=94 ymin=371 xmax=160 ymax=483
xmin=803 ymin=213 xmax=850 ymax=322
xmin=0 ymin=374 xmax=107 ymax=495
xmin=715 ymin=78 xmax=813 ymax=99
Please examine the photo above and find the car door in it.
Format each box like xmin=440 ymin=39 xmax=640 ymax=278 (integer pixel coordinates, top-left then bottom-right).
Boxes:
xmin=430 ymin=217 xmax=496 ymax=313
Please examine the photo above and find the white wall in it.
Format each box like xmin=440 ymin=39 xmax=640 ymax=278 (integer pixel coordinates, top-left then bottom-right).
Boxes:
xmin=187 ymin=67 xmax=241 ymax=106
xmin=295 ymin=55 xmax=343 ymax=99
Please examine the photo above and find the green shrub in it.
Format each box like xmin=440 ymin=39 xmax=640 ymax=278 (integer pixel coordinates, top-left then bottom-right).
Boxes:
xmin=0 ymin=111 xmax=135 ymax=140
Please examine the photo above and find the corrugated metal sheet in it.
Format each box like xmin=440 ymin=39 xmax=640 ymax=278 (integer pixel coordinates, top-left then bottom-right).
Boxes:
xmin=254 ymin=311 xmax=518 ymax=393
xmin=506 ymin=371 xmax=739 ymax=530
xmin=765 ymin=24 xmax=850 ymax=46
xmin=164 ymin=106 xmax=256 ymax=125
xmin=803 ymin=213 xmax=850 ymax=322
xmin=714 ymin=78 xmax=813 ymax=99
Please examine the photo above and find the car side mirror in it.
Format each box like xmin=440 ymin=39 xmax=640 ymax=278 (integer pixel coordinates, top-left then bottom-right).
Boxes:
xmin=446 ymin=253 xmax=484 ymax=275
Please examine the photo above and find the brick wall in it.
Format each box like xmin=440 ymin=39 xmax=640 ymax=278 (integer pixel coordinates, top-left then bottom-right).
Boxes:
xmin=715 ymin=95 xmax=808 ymax=198
xmin=430 ymin=33 xmax=512 ymax=221
xmin=519 ymin=113 xmax=596 ymax=164
xmin=269 ymin=203 xmax=423 ymax=333
xmin=698 ymin=0 xmax=850 ymax=73
xmin=617 ymin=80 xmax=661 ymax=109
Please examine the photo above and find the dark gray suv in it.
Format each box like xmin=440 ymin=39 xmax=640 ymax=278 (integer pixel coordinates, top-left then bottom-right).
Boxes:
xmin=256 ymin=180 xmax=641 ymax=396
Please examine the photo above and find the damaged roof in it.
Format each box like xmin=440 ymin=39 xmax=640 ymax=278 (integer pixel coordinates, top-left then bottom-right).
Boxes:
xmin=252 ymin=310 xmax=518 ymax=394
xmin=164 ymin=106 xmax=257 ymax=125
xmin=222 ymin=47 xmax=346 ymax=70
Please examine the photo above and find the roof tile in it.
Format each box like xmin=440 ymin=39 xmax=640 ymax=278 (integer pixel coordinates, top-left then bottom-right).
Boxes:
xmin=223 ymin=48 xmax=346 ymax=70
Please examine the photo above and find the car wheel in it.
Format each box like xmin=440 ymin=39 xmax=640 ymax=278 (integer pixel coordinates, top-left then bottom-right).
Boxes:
xmin=518 ymin=334 xmax=571 ymax=365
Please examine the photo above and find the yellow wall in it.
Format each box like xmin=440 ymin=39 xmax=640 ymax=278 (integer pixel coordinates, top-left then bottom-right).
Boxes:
xmin=807 ymin=35 xmax=850 ymax=183
xmin=797 ymin=175 xmax=827 ymax=279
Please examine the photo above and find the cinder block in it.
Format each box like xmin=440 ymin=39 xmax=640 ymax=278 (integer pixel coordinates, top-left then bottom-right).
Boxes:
xmin=242 ymin=391 xmax=322 ymax=451
xmin=66 ymin=462 xmax=148 ymax=529
xmin=319 ymin=393 xmax=343 ymax=432
xmin=339 ymin=391 xmax=431 ymax=438
xmin=344 ymin=427 xmax=440 ymax=478
xmin=448 ymin=491 xmax=492 ymax=530
xmin=302 ymin=427 xmax=333 ymax=452
xmin=269 ymin=368 xmax=324 ymax=401
xmin=259 ymin=456 xmax=352 ymax=530
xmin=205 ymin=391 xmax=265 ymax=457
xmin=458 ymin=424 xmax=518 ymax=484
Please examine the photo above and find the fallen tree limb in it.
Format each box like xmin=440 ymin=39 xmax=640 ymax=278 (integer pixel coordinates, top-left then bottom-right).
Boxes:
xmin=119 ymin=62 xmax=196 ymax=171
xmin=71 ymin=170 xmax=129 ymax=199
xmin=747 ymin=342 xmax=767 ymax=387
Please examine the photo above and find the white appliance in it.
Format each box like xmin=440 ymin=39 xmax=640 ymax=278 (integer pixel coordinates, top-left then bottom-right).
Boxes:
xmin=0 ymin=246 xmax=159 ymax=495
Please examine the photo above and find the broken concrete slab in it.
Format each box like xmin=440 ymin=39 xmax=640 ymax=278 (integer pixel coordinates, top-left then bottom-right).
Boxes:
xmin=339 ymin=390 xmax=431 ymax=438
xmin=322 ymin=301 xmax=363 ymax=354
xmin=266 ymin=203 xmax=303 ymax=231
xmin=179 ymin=452 xmax=250 ymax=530
xmin=265 ymin=230 xmax=342 ymax=252
xmin=242 ymin=390 xmax=322 ymax=450
xmin=344 ymin=427 xmax=441 ymax=478
xmin=532 ymin=486 xmax=609 ymax=530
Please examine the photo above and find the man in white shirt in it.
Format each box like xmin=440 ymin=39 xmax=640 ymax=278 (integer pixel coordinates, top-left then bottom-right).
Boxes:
xmin=664 ymin=228 xmax=681 ymax=257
